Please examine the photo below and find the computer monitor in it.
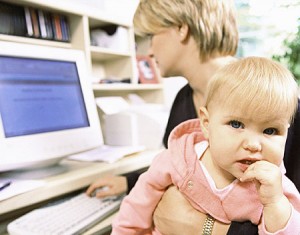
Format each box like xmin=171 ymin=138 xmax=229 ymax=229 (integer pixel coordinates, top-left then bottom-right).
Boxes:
xmin=0 ymin=41 xmax=103 ymax=172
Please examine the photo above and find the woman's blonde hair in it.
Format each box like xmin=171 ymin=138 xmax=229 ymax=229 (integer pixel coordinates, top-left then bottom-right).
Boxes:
xmin=133 ymin=0 xmax=239 ymax=62
xmin=205 ymin=57 xmax=299 ymax=123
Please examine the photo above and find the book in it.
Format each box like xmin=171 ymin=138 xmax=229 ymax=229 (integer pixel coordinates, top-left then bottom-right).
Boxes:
xmin=0 ymin=1 xmax=70 ymax=42
xmin=0 ymin=2 xmax=26 ymax=36
xmin=52 ymin=13 xmax=62 ymax=41
xmin=37 ymin=10 xmax=47 ymax=38
xmin=43 ymin=12 xmax=54 ymax=39
xmin=29 ymin=7 xmax=40 ymax=38
xmin=60 ymin=15 xmax=70 ymax=41
xmin=24 ymin=7 xmax=33 ymax=37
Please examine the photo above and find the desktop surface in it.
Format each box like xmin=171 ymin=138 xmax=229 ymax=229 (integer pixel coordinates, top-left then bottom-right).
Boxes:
xmin=0 ymin=149 xmax=160 ymax=234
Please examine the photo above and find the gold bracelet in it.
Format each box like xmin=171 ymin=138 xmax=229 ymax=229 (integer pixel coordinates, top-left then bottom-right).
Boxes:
xmin=201 ymin=214 xmax=215 ymax=235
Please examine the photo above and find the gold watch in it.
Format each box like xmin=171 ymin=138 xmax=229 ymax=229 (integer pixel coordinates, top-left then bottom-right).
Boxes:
xmin=201 ymin=214 xmax=215 ymax=235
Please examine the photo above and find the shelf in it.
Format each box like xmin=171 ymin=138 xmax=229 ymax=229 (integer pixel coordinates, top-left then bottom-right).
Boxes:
xmin=10 ymin=0 xmax=131 ymax=27
xmin=0 ymin=34 xmax=72 ymax=48
xmin=88 ymin=16 xmax=129 ymax=28
xmin=1 ymin=0 xmax=165 ymax=106
xmin=90 ymin=46 xmax=131 ymax=61
xmin=92 ymin=83 xmax=163 ymax=91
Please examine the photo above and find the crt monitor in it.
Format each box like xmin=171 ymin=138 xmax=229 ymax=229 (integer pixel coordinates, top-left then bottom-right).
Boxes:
xmin=0 ymin=41 xmax=103 ymax=172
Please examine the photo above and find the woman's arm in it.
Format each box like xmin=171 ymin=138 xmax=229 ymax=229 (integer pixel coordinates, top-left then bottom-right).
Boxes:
xmin=124 ymin=167 xmax=148 ymax=193
xmin=154 ymin=186 xmax=259 ymax=235
xmin=86 ymin=168 xmax=147 ymax=197
xmin=153 ymin=186 xmax=230 ymax=235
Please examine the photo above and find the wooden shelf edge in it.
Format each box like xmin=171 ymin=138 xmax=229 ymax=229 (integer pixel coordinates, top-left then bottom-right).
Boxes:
xmin=0 ymin=34 xmax=72 ymax=48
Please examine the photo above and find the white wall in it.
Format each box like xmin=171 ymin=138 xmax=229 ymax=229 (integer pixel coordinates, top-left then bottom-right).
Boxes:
xmin=163 ymin=77 xmax=187 ymax=109
xmin=71 ymin=0 xmax=139 ymax=25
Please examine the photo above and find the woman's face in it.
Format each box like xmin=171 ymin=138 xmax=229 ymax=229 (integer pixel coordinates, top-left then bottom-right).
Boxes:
xmin=148 ymin=27 xmax=183 ymax=77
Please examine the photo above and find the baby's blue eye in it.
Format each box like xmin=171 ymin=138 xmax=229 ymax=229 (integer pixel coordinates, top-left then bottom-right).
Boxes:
xmin=229 ymin=120 xmax=243 ymax=129
xmin=264 ymin=128 xmax=278 ymax=135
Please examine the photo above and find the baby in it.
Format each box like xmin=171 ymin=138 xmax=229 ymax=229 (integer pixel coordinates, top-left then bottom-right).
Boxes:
xmin=112 ymin=57 xmax=300 ymax=235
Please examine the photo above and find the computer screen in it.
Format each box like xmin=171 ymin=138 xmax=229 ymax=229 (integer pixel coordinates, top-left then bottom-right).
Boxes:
xmin=0 ymin=56 xmax=89 ymax=137
xmin=0 ymin=41 xmax=103 ymax=172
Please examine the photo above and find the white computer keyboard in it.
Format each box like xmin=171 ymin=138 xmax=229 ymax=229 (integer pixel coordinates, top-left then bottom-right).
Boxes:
xmin=7 ymin=192 xmax=123 ymax=235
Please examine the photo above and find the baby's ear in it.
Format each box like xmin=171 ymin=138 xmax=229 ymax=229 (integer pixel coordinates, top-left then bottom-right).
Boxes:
xmin=199 ymin=107 xmax=209 ymax=139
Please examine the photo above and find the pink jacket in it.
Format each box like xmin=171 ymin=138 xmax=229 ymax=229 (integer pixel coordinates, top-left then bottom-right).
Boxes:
xmin=112 ymin=119 xmax=300 ymax=235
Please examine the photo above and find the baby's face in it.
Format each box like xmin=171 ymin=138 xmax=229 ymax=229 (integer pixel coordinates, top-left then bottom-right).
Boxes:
xmin=202 ymin=103 xmax=290 ymax=181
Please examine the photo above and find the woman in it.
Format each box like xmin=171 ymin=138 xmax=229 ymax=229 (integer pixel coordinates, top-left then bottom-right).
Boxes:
xmin=87 ymin=0 xmax=300 ymax=233
xmin=87 ymin=0 xmax=238 ymax=199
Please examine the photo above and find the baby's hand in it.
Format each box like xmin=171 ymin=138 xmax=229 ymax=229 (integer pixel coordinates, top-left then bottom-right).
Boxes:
xmin=240 ymin=160 xmax=291 ymax=232
xmin=240 ymin=160 xmax=283 ymax=205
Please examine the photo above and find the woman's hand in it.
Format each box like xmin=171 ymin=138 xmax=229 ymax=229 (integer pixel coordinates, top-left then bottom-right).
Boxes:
xmin=86 ymin=175 xmax=127 ymax=198
xmin=153 ymin=185 xmax=229 ymax=235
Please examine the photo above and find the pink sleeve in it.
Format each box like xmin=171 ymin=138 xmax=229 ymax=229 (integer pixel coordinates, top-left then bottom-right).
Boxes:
xmin=111 ymin=150 xmax=174 ymax=235
xmin=259 ymin=206 xmax=300 ymax=235
xmin=259 ymin=175 xmax=300 ymax=234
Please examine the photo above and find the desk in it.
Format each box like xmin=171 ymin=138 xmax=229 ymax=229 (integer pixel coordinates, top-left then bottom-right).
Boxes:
xmin=0 ymin=149 xmax=161 ymax=234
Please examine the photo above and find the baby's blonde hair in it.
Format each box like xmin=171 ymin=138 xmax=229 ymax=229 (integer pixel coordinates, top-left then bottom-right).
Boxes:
xmin=205 ymin=57 xmax=298 ymax=123
xmin=133 ymin=0 xmax=238 ymax=62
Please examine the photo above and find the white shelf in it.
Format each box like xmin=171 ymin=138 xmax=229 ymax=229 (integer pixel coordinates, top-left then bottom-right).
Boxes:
xmin=3 ymin=0 xmax=165 ymax=104
xmin=90 ymin=46 xmax=131 ymax=61
xmin=0 ymin=34 xmax=72 ymax=48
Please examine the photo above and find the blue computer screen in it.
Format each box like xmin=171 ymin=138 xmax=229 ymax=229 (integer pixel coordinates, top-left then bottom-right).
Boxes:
xmin=0 ymin=56 xmax=90 ymax=137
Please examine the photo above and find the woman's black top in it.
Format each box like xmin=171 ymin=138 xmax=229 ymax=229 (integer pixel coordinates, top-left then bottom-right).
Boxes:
xmin=126 ymin=84 xmax=300 ymax=234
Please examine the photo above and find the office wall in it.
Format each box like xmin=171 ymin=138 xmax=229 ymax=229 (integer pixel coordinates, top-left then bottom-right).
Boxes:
xmin=71 ymin=0 xmax=139 ymax=25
